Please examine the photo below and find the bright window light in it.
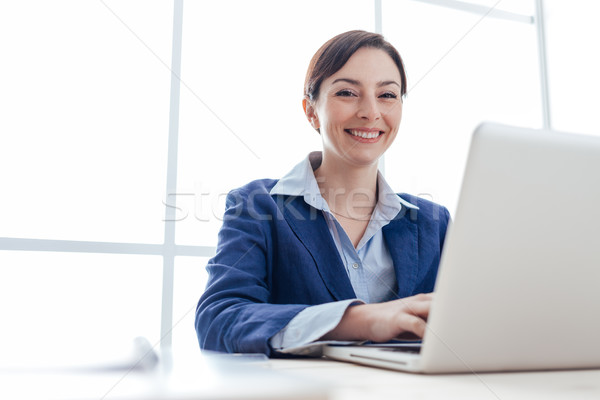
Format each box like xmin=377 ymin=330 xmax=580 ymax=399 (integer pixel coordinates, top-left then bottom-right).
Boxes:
xmin=0 ymin=1 xmax=172 ymax=243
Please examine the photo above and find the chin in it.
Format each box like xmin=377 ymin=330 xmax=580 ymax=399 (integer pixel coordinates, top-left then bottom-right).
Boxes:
xmin=345 ymin=154 xmax=382 ymax=168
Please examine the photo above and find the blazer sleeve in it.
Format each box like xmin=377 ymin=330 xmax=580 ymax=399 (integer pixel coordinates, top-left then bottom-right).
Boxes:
xmin=195 ymin=186 xmax=308 ymax=356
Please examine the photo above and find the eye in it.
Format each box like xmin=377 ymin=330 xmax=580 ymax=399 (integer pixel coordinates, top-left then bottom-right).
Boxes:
xmin=379 ymin=92 xmax=398 ymax=99
xmin=335 ymin=89 xmax=356 ymax=97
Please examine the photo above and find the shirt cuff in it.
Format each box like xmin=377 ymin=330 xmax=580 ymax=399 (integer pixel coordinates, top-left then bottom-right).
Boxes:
xmin=269 ymin=299 xmax=363 ymax=355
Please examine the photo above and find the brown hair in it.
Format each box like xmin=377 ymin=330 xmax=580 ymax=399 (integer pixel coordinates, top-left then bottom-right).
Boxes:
xmin=304 ymin=30 xmax=407 ymax=103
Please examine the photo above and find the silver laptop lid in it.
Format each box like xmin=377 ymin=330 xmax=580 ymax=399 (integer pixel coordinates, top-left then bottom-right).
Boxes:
xmin=421 ymin=122 xmax=600 ymax=373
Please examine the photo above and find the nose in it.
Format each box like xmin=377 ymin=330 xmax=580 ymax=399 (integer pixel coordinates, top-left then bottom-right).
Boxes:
xmin=357 ymin=95 xmax=381 ymax=121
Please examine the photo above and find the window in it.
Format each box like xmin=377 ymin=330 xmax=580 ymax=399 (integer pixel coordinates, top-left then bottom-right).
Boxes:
xmin=382 ymin=0 xmax=540 ymax=212
xmin=0 ymin=0 xmax=173 ymax=360
xmin=544 ymin=0 xmax=600 ymax=136
xmin=0 ymin=1 xmax=172 ymax=244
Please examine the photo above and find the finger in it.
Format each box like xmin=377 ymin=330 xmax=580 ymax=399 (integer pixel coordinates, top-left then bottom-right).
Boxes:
xmin=396 ymin=313 xmax=428 ymax=338
xmin=394 ymin=293 xmax=433 ymax=308
xmin=400 ymin=299 xmax=432 ymax=319
xmin=411 ymin=292 xmax=434 ymax=301
xmin=394 ymin=331 xmax=422 ymax=341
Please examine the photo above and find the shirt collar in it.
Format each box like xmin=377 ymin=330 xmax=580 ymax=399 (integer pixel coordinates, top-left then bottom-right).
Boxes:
xmin=270 ymin=151 xmax=419 ymax=216
xmin=375 ymin=170 xmax=419 ymax=222
xmin=270 ymin=151 xmax=326 ymax=210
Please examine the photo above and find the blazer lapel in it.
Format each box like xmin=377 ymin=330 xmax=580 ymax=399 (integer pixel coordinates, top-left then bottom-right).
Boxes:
xmin=383 ymin=210 xmax=419 ymax=299
xmin=276 ymin=195 xmax=357 ymax=301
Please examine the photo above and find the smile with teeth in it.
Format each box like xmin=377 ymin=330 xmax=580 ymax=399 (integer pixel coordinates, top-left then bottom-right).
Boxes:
xmin=346 ymin=129 xmax=383 ymax=139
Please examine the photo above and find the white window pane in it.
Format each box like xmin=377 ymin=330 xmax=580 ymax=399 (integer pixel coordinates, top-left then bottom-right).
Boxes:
xmin=175 ymin=0 xmax=374 ymax=246
xmin=382 ymin=0 xmax=541 ymax=214
xmin=0 ymin=1 xmax=172 ymax=243
xmin=171 ymin=256 xmax=209 ymax=355
xmin=545 ymin=1 xmax=600 ymax=137
xmin=0 ymin=251 xmax=162 ymax=363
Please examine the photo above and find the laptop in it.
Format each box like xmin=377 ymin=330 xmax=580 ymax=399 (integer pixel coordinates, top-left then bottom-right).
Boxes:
xmin=323 ymin=122 xmax=600 ymax=373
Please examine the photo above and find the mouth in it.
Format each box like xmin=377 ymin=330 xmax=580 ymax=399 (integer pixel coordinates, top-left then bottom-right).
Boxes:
xmin=345 ymin=129 xmax=384 ymax=140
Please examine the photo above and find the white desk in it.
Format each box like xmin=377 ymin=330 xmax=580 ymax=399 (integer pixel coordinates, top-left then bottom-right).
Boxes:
xmin=0 ymin=352 xmax=327 ymax=400
xmin=3 ymin=352 xmax=600 ymax=399
xmin=263 ymin=358 xmax=600 ymax=400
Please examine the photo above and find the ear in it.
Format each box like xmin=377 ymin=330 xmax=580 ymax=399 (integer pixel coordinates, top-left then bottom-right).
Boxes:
xmin=302 ymin=98 xmax=320 ymax=131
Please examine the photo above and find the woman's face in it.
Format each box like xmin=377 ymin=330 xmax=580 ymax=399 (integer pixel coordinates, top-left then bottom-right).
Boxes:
xmin=306 ymin=47 xmax=403 ymax=169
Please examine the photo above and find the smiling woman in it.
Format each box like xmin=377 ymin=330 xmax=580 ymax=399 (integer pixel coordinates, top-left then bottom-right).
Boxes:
xmin=306 ymin=48 xmax=403 ymax=170
xmin=195 ymin=30 xmax=451 ymax=356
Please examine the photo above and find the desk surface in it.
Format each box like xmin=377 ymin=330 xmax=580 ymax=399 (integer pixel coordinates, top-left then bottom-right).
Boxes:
xmin=3 ymin=353 xmax=600 ymax=400
xmin=263 ymin=358 xmax=600 ymax=400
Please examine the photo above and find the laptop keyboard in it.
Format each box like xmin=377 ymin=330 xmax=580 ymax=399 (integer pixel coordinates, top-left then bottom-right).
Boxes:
xmin=378 ymin=346 xmax=421 ymax=354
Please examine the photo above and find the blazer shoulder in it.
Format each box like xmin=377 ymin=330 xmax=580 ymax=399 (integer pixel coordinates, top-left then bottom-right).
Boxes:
xmin=231 ymin=178 xmax=279 ymax=195
xmin=397 ymin=193 xmax=450 ymax=224
xmin=223 ymin=179 xmax=278 ymax=207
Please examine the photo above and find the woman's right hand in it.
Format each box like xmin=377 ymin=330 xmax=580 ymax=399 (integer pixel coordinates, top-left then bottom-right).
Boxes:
xmin=322 ymin=293 xmax=433 ymax=342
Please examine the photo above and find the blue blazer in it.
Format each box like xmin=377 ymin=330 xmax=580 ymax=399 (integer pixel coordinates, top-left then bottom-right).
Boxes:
xmin=195 ymin=179 xmax=450 ymax=356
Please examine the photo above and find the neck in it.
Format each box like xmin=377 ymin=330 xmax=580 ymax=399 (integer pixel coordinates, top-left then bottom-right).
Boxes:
xmin=315 ymin=154 xmax=379 ymax=219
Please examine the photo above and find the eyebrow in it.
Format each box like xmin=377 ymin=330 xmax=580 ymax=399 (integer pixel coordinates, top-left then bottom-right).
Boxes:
xmin=331 ymin=78 xmax=401 ymax=88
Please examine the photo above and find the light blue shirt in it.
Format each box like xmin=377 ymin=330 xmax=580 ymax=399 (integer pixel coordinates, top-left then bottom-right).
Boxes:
xmin=269 ymin=152 xmax=418 ymax=352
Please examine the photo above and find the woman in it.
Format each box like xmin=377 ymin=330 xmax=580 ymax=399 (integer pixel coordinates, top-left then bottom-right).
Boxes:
xmin=195 ymin=30 xmax=450 ymax=356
